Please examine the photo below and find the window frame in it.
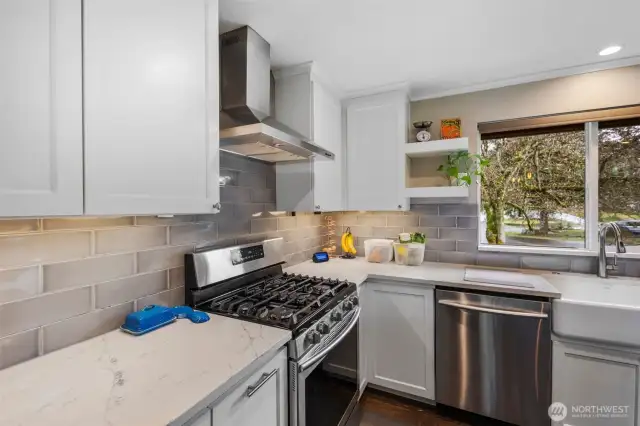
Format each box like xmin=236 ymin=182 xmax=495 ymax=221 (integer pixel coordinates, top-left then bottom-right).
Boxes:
xmin=477 ymin=121 xmax=640 ymax=259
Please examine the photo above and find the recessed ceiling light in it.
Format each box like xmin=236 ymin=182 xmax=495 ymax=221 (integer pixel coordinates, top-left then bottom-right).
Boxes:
xmin=599 ymin=45 xmax=622 ymax=56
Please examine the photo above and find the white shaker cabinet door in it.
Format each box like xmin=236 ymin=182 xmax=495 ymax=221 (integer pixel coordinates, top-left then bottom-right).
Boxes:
xmin=345 ymin=91 xmax=408 ymax=211
xmin=211 ymin=348 xmax=287 ymax=426
xmin=363 ymin=281 xmax=435 ymax=400
xmin=0 ymin=0 xmax=83 ymax=216
xmin=553 ymin=340 xmax=638 ymax=426
xmin=83 ymin=0 xmax=220 ymax=215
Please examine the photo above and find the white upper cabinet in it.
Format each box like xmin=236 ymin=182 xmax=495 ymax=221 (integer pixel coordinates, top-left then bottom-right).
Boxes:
xmin=0 ymin=0 xmax=83 ymax=217
xmin=83 ymin=0 xmax=220 ymax=215
xmin=345 ymin=91 xmax=408 ymax=211
xmin=274 ymin=64 xmax=344 ymax=212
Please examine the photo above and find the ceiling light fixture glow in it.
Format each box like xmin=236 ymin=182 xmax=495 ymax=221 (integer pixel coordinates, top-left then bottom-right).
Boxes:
xmin=599 ymin=45 xmax=622 ymax=56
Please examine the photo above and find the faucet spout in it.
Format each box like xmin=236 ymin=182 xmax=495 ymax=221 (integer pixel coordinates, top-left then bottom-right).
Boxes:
xmin=598 ymin=222 xmax=626 ymax=278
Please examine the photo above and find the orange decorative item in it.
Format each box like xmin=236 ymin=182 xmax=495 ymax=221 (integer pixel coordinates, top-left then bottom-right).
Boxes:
xmin=440 ymin=118 xmax=462 ymax=139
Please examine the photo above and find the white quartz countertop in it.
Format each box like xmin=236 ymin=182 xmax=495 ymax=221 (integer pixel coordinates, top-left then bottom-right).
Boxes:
xmin=0 ymin=315 xmax=291 ymax=426
xmin=285 ymin=258 xmax=562 ymax=298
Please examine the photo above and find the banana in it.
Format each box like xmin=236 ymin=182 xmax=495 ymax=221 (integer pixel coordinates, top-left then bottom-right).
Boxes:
xmin=341 ymin=227 xmax=357 ymax=256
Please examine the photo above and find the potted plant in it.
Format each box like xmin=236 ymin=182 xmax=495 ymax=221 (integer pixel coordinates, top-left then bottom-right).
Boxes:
xmin=437 ymin=151 xmax=489 ymax=186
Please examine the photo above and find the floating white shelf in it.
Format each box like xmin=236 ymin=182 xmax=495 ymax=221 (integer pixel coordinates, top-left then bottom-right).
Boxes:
xmin=404 ymin=186 xmax=469 ymax=198
xmin=404 ymin=137 xmax=468 ymax=158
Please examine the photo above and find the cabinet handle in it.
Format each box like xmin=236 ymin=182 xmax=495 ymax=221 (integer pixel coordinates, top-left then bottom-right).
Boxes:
xmin=213 ymin=202 xmax=221 ymax=210
xmin=246 ymin=368 xmax=277 ymax=397
xmin=397 ymin=204 xmax=402 ymax=209
xmin=315 ymin=205 xmax=321 ymax=210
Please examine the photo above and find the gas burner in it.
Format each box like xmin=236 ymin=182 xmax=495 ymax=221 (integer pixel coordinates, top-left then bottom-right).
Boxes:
xmin=294 ymin=294 xmax=316 ymax=305
xmin=269 ymin=307 xmax=293 ymax=322
xmin=256 ymin=306 xmax=270 ymax=320
xmin=237 ymin=302 xmax=254 ymax=316
xmin=311 ymin=284 xmax=331 ymax=295
xmin=275 ymin=290 xmax=289 ymax=302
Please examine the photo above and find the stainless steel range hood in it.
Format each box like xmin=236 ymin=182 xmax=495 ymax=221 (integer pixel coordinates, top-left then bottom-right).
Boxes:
xmin=219 ymin=26 xmax=335 ymax=163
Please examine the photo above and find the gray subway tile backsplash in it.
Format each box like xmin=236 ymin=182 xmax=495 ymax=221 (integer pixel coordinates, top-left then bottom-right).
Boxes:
xmin=0 ymin=266 xmax=40 ymax=304
xmin=0 ymin=287 xmax=92 ymax=338
xmin=456 ymin=217 xmax=478 ymax=229
xmin=43 ymin=302 xmax=134 ymax=354
xmin=0 ymin=152 xmax=329 ymax=369
xmin=439 ymin=228 xmax=478 ymax=242
xmin=169 ymin=223 xmax=217 ymax=245
xmin=476 ymin=252 xmax=521 ymax=269
xmin=95 ymin=226 xmax=167 ymax=254
xmin=0 ymin=219 xmax=40 ymax=234
xmin=0 ymin=231 xmax=93 ymax=269
xmin=0 ymin=328 xmax=39 ymax=370
xmin=43 ymin=254 xmax=135 ymax=292
xmin=95 ymin=271 xmax=169 ymax=309
xmin=520 ymin=254 xmax=571 ymax=272
xmin=418 ymin=215 xmax=456 ymax=228
xmin=439 ymin=203 xmax=478 ymax=217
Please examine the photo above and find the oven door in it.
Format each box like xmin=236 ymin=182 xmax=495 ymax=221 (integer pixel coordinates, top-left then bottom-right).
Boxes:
xmin=291 ymin=307 xmax=360 ymax=426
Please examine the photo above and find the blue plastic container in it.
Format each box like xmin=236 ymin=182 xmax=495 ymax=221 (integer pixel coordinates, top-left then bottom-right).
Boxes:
xmin=120 ymin=305 xmax=177 ymax=336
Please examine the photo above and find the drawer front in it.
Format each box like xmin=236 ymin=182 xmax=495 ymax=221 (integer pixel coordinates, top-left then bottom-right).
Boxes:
xmin=211 ymin=347 xmax=287 ymax=426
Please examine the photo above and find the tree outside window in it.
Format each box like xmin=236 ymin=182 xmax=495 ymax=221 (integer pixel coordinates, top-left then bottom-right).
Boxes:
xmin=480 ymin=119 xmax=640 ymax=252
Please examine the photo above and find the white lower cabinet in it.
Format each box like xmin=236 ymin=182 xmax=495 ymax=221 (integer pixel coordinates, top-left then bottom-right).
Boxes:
xmin=211 ymin=347 xmax=288 ymax=426
xmin=360 ymin=281 xmax=435 ymax=400
xmin=553 ymin=340 xmax=639 ymax=426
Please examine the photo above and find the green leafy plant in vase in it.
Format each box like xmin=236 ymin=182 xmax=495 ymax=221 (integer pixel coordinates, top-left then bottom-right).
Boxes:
xmin=437 ymin=151 xmax=489 ymax=187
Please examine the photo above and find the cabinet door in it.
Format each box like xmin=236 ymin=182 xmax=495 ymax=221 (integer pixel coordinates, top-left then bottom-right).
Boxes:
xmin=274 ymin=70 xmax=344 ymax=212
xmin=311 ymin=81 xmax=344 ymax=211
xmin=364 ymin=281 xmax=434 ymax=399
xmin=553 ymin=340 xmax=638 ymax=426
xmin=84 ymin=0 xmax=220 ymax=215
xmin=211 ymin=348 xmax=287 ymax=426
xmin=0 ymin=0 xmax=83 ymax=216
xmin=346 ymin=92 xmax=407 ymax=211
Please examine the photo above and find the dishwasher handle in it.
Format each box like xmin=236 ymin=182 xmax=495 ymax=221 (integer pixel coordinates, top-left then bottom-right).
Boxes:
xmin=438 ymin=299 xmax=548 ymax=318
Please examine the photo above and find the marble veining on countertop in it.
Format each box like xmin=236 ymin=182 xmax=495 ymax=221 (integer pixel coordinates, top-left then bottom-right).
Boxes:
xmin=0 ymin=315 xmax=291 ymax=426
xmin=285 ymin=258 xmax=563 ymax=298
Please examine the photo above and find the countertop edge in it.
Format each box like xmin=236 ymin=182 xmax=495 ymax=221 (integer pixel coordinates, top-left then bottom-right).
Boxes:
xmin=364 ymin=272 xmax=562 ymax=298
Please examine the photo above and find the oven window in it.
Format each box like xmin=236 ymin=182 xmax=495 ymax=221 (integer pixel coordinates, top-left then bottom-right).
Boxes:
xmin=306 ymin=323 xmax=358 ymax=426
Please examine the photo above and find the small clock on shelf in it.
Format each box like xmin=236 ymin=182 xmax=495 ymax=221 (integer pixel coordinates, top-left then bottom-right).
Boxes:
xmin=412 ymin=121 xmax=432 ymax=143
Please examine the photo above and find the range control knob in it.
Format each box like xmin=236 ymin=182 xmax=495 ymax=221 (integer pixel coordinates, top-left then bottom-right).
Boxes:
xmin=350 ymin=295 xmax=359 ymax=306
xmin=316 ymin=322 xmax=330 ymax=335
xmin=343 ymin=301 xmax=354 ymax=312
xmin=306 ymin=331 xmax=322 ymax=345
xmin=331 ymin=310 xmax=343 ymax=321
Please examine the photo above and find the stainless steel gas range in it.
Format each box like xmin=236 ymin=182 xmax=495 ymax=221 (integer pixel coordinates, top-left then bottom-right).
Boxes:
xmin=185 ymin=238 xmax=360 ymax=426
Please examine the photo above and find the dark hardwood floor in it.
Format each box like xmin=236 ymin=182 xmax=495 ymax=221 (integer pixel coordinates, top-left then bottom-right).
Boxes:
xmin=345 ymin=389 xmax=510 ymax=426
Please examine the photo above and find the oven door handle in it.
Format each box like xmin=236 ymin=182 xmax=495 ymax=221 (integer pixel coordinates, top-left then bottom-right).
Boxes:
xmin=298 ymin=307 xmax=360 ymax=373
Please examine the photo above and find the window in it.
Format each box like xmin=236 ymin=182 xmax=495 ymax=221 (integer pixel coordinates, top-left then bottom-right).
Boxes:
xmin=599 ymin=120 xmax=640 ymax=252
xmin=480 ymin=128 xmax=586 ymax=249
xmin=478 ymin=109 xmax=640 ymax=254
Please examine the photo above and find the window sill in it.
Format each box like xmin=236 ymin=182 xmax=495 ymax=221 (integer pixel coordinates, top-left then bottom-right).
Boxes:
xmin=478 ymin=245 xmax=640 ymax=259
xmin=479 ymin=245 xmax=596 ymax=257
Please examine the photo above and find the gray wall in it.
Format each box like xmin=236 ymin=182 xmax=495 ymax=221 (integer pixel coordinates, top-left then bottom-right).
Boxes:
xmin=0 ymin=152 xmax=329 ymax=370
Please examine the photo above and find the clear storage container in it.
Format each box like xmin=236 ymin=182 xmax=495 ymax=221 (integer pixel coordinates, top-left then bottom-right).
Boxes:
xmin=364 ymin=239 xmax=394 ymax=263
xmin=393 ymin=242 xmax=425 ymax=266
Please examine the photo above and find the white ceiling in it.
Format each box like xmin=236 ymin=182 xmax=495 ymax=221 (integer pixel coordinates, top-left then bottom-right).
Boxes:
xmin=219 ymin=0 xmax=640 ymax=100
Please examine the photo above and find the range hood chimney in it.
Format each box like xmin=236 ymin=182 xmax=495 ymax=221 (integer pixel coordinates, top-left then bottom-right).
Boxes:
xmin=219 ymin=26 xmax=335 ymax=163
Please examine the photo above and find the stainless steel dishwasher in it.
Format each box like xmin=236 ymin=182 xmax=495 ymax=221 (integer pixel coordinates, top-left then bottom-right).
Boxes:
xmin=435 ymin=289 xmax=551 ymax=426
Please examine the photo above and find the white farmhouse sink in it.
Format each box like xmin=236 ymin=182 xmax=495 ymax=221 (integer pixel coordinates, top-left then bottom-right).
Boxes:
xmin=551 ymin=274 xmax=640 ymax=347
